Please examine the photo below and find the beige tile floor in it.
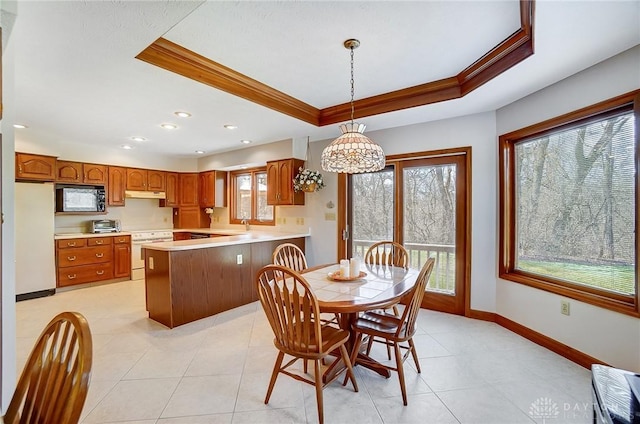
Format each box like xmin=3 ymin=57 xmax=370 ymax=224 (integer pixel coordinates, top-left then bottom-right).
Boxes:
xmin=15 ymin=279 xmax=593 ymax=424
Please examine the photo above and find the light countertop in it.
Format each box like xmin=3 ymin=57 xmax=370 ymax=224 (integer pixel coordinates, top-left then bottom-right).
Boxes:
xmin=141 ymin=230 xmax=310 ymax=251
xmin=54 ymin=232 xmax=132 ymax=240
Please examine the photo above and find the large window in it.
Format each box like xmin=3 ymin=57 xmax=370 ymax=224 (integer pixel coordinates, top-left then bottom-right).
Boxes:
xmin=229 ymin=168 xmax=274 ymax=225
xmin=499 ymin=92 xmax=639 ymax=315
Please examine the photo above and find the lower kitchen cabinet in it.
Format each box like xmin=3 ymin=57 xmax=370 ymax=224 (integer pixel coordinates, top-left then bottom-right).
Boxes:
xmin=113 ymin=235 xmax=131 ymax=278
xmin=56 ymin=234 xmax=131 ymax=287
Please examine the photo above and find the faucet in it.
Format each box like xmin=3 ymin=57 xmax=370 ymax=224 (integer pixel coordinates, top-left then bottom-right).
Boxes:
xmin=241 ymin=218 xmax=250 ymax=231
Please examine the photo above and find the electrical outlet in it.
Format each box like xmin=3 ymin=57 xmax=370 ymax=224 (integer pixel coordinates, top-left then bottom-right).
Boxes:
xmin=325 ymin=212 xmax=336 ymax=221
xmin=236 ymin=254 xmax=243 ymax=265
xmin=561 ymin=300 xmax=570 ymax=316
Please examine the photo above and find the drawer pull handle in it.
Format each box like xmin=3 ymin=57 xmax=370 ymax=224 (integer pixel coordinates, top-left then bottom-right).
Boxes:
xmin=67 ymin=256 xmax=76 ymax=261
xmin=68 ymin=242 xmax=76 ymax=247
xmin=96 ymin=270 xmax=105 ymax=275
xmin=95 ymin=240 xmax=104 ymax=245
xmin=96 ymin=253 xmax=104 ymax=258
xmin=67 ymin=274 xmax=77 ymax=279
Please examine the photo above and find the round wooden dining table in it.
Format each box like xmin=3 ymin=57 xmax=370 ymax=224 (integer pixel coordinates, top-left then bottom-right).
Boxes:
xmin=302 ymin=262 xmax=420 ymax=381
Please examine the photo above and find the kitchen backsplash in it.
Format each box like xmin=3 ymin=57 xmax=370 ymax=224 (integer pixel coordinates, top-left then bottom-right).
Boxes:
xmin=207 ymin=206 xmax=309 ymax=233
xmin=54 ymin=198 xmax=173 ymax=233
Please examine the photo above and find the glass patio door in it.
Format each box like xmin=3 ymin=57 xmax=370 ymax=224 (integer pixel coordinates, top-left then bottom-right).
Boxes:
xmin=346 ymin=153 xmax=468 ymax=315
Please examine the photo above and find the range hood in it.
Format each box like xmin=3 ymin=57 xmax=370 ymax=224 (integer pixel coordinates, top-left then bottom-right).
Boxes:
xmin=125 ymin=190 xmax=166 ymax=199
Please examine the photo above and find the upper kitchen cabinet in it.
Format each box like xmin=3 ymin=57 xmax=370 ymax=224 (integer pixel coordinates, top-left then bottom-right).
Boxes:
xmin=199 ymin=170 xmax=227 ymax=208
xmin=266 ymin=158 xmax=305 ymax=206
xmin=160 ymin=172 xmax=179 ymax=207
xmin=126 ymin=168 xmax=166 ymax=192
xmin=15 ymin=152 xmax=57 ymax=181
xmin=84 ymin=163 xmax=108 ymax=185
xmin=179 ymin=173 xmax=199 ymax=206
xmin=108 ymin=166 xmax=126 ymax=206
xmin=56 ymin=161 xmax=107 ymax=185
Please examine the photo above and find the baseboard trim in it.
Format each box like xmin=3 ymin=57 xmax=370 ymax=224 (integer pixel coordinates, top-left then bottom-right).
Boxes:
xmin=468 ymin=308 xmax=609 ymax=369
xmin=16 ymin=289 xmax=56 ymax=302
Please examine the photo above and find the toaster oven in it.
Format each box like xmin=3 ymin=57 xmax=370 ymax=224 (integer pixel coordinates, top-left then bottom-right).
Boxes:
xmin=90 ymin=219 xmax=121 ymax=233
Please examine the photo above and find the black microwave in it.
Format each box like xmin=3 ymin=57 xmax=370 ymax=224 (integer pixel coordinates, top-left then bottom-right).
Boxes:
xmin=55 ymin=185 xmax=106 ymax=213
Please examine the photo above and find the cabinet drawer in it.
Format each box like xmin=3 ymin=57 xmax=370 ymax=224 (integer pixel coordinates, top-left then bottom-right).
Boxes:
xmin=113 ymin=235 xmax=131 ymax=244
xmin=87 ymin=237 xmax=113 ymax=246
xmin=57 ymin=245 xmax=113 ymax=267
xmin=57 ymin=263 xmax=113 ymax=287
xmin=56 ymin=238 xmax=87 ymax=249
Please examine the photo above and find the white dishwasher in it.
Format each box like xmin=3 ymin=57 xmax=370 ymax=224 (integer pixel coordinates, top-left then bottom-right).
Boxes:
xmin=130 ymin=230 xmax=173 ymax=280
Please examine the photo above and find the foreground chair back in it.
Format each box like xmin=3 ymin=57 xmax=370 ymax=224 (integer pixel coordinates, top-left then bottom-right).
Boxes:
xmin=272 ymin=243 xmax=308 ymax=272
xmin=256 ymin=265 xmax=358 ymax=424
xmin=364 ymin=241 xmax=409 ymax=269
xmin=350 ymin=258 xmax=435 ymax=406
xmin=3 ymin=311 xmax=93 ymax=424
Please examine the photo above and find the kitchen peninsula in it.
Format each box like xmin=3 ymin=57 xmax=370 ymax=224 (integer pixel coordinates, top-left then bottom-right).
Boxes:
xmin=143 ymin=230 xmax=309 ymax=328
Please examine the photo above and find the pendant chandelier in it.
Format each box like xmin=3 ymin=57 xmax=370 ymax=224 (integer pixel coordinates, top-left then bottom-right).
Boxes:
xmin=321 ymin=39 xmax=385 ymax=174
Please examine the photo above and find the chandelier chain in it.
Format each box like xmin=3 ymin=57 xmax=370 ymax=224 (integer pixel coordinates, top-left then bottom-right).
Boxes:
xmin=350 ymin=46 xmax=355 ymax=124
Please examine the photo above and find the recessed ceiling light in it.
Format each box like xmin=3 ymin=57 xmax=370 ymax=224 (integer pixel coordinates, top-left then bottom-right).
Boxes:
xmin=13 ymin=124 xmax=27 ymax=129
xmin=131 ymin=136 xmax=147 ymax=142
xmin=121 ymin=144 xmax=134 ymax=150
xmin=240 ymin=139 xmax=252 ymax=144
xmin=160 ymin=123 xmax=178 ymax=130
xmin=195 ymin=150 xmax=205 ymax=154
xmin=224 ymin=124 xmax=238 ymax=130
xmin=175 ymin=111 xmax=191 ymax=118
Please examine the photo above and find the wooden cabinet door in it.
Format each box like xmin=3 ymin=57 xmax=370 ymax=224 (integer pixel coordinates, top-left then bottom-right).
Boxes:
xmin=161 ymin=172 xmax=179 ymax=207
xmin=126 ymin=168 xmax=147 ymax=191
xmin=199 ymin=171 xmax=215 ymax=207
xmin=147 ymin=170 xmax=166 ymax=192
xmin=277 ymin=160 xmax=294 ymax=204
xmin=15 ymin=153 xmax=56 ymax=181
xmin=266 ymin=161 xmax=280 ymax=205
xmin=83 ymin=164 xmax=107 ymax=185
xmin=113 ymin=237 xmax=131 ymax=278
xmin=179 ymin=173 xmax=199 ymax=206
xmin=266 ymin=159 xmax=304 ymax=205
xmin=55 ymin=161 xmax=83 ymax=183
xmin=108 ymin=166 xmax=126 ymax=206
xmin=173 ymin=206 xmax=207 ymax=229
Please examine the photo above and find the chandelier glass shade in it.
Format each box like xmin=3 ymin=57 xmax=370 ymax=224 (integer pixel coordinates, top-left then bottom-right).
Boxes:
xmin=321 ymin=39 xmax=385 ymax=174
xmin=320 ymin=122 xmax=385 ymax=173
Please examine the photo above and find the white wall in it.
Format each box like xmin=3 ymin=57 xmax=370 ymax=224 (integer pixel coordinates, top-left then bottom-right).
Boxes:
xmin=301 ymin=112 xmax=498 ymax=312
xmin=15 ymin=139 xmax=197 ymax=172
xmin=1 ymin=0 xmax=18 ymax=410
xmin=496 ymin=45 xmax=640 ymax=372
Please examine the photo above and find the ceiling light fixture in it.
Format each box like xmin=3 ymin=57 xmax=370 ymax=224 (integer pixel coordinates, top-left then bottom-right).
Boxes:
xmin=13 ymin=124 xmax=27 ymax=129
xmin=240 ymin=139 xmax=252 ymax=144
xmin=121 ymin=144 xmax=133 ymax=150
xmin=195 ymin=150 xmax=205 ymax=154
xmin=175 ymin=111 xmax=191 ymax=118
xmin=160 ymin=123 xmax=178 ymax=130
xmin=224 ymin=124 xmax=238 ymax=130
xmin=131 ymin=136 xmax=147 ymax=142
xmin=321 ymin=39 xmax=385 ymax=174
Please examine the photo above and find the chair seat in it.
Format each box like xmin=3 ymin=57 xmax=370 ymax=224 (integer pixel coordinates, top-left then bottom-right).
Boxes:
xmin=353 ymin=311 xmax=409 ymax=341
xmin=277 ymin=323 xmax=350 ymax=357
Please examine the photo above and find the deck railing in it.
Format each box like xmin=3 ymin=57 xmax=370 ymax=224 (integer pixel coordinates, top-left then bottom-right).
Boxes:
xmin=352 ymin=239 xmax=456 ymax=292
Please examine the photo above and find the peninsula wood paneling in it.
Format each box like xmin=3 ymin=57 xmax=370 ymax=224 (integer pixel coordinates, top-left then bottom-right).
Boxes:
xmin=144 ymin=237 xmax=306 ymax=328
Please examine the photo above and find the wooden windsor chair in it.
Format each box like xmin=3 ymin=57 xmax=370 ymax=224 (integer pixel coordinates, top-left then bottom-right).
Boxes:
xmin=3 ymin=311 xmax=93 ymax=424
xmin=256 ymin=265 xmax=358 ymax=424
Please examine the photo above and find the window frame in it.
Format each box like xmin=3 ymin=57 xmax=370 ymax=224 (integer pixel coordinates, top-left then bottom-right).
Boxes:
xmin=229 ymin=167 xmax=275 ymax=226
xmin=499 ymin=90 xmax=640 ymax=316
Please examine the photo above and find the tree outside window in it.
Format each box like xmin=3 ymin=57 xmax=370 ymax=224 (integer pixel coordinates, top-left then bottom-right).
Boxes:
xmin=499 ymin=92 xmax=639 ymax=315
